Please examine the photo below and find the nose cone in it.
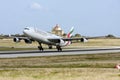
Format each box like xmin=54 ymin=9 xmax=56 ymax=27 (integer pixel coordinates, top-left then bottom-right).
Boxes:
xmin=23 ymin=27 xmax=30 ymax=35
xmin=23 ymin=29 xmax=27 ymax=34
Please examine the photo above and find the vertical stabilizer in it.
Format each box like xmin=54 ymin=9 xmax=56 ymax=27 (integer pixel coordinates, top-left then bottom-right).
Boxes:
xmin=67 ymin=27 xmax=74 ymax=38
xmin=65 ymin=27 xmax=74 ymax=46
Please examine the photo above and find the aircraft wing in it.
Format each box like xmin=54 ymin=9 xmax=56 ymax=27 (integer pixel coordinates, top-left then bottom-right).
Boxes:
xmin=13 ymin=37 xmax=35 ymax=43
xmin=47 ymin=34 xmax=106 ymax=42
xmin=62 ymin=36 xmax=106 ymax=42
xmin=62 ymin=38 xmax=84 ymax=41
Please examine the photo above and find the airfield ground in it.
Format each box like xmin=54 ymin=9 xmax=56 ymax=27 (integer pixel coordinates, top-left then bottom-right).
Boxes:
xmin=0 ymin=39 xmax=120 ymax=80
xmin=1 ymin=38 xmax=120 ymax=50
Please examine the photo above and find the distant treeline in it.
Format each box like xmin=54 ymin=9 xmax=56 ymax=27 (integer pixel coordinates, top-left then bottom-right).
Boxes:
xmin=0 ymin=34 xmax=118 ymax=39
xmin=0 ymin=34 xmax=25 ymax=39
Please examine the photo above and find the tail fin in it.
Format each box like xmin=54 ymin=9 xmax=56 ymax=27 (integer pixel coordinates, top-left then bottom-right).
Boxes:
xmin=65 ymin=27 xmax=74 ymax=46
xmin=67 ymin=27 xmax=74 ymax=38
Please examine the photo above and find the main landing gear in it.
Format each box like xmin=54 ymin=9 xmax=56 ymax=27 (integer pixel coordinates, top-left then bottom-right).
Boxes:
xmin=48 ymin=45 xmax=52 ymax=49
xmin=38 ymin=43 xmax=62 ymax=51
xmin=56 ymin=46 xmax=62 ymax=51
xmin=38 ymin=43 xmax=44 ymax=51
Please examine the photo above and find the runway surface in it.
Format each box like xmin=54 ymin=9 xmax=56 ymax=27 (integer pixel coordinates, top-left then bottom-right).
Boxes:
xmin=0 ymin=47 xmax=120 ymax=58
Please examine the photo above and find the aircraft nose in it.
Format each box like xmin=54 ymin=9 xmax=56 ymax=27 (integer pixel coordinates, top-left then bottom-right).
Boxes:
xmin=23 ymin=30 xmax=26 ymax=34
xmin=23 ymin=29 xmax=28 ymax=35
xmin=23 ymin=27 xmax=30 ymax=34
xmin=23 ymin=28 xmax=26 ymax=32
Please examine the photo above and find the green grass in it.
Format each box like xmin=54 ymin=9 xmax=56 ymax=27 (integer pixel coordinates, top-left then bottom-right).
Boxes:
xmin=0 ymin=39 xmax=120 ymax=80
xmin=1 ymin=38 xmax=120 ymax=51
xmin=0 ymin=53 xmax=119 ymax=80
xmin=0 ymin=47 xmax=37 ymax=51
xmin=0 ymin=68 xmax=119 ymax=80
xmin=0 ymin=52 xmax=119 ymax=68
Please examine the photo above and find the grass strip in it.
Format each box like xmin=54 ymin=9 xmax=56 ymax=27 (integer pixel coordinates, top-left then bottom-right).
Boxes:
xmin=0 ymin=52 xmax=119 ymax=68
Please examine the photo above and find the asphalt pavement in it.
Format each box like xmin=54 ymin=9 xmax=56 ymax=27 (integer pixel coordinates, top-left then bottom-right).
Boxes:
xmin=0 ymin=48 xmax=120 ymax=58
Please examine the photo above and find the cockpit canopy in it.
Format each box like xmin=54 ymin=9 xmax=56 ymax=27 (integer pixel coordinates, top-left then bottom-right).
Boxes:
xmin=24 ymin=27 xmax=30 ymax=30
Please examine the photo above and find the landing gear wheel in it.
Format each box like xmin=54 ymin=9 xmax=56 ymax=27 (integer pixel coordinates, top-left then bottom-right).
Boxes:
xmin=48 ymin=45 xmax=52 ymax=49
xmin=38 ymin=46 xmax=44 ymax=51
xmin=56 ymin=46 xmax=62 ymax=51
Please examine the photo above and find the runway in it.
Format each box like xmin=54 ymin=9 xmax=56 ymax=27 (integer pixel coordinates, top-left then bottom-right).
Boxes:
xmin=0 ymin=47 xmax=120 ymax=58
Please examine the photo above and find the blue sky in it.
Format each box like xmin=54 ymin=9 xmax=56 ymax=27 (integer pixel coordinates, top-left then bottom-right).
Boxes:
xmin=0 ymin=0 xmax=120 ymax=36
